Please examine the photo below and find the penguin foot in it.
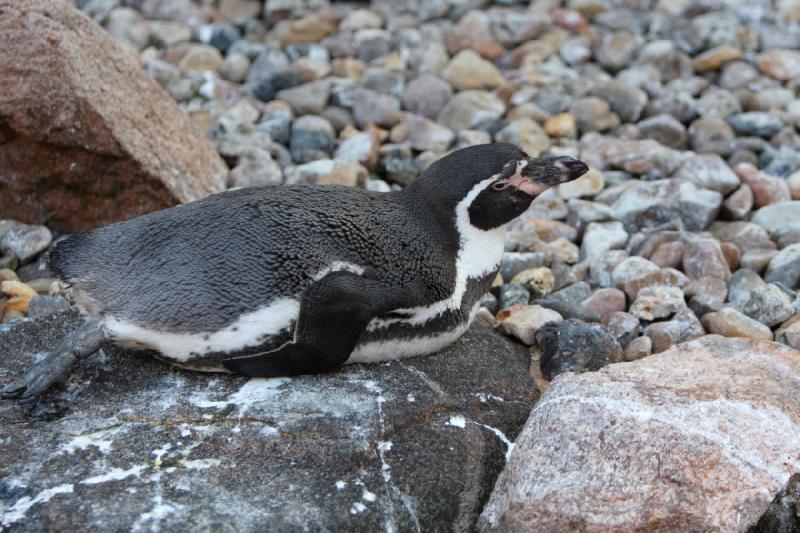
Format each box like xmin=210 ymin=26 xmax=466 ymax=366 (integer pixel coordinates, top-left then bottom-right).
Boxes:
xmin=2 ymin=319 xmax=107 ymax=405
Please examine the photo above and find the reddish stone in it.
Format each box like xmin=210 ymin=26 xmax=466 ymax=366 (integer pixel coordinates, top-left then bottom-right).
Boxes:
xmin=0 ymin=0 xmax=227 ymax=233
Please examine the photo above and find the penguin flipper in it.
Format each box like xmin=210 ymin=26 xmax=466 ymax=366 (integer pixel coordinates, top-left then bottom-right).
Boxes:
xmin=2 ymin=318 xmax=107 ymax=405
xmin=223 ymin=271 xmax=406 ymax=377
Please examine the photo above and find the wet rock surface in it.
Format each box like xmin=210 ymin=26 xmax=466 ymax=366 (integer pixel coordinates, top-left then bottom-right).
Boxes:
xmin=0 ymin=312 xmax=537 ymax=531
xmin=480 ymin=335 xmax=800 ymax=532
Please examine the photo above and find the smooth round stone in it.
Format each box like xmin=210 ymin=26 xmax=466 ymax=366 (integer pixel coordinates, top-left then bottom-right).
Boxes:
xmin=590 ymin=80 xmax=647 ymax=123
xmin=352 ymin=89 xmax=402 ymax=129
xmin=603 ymin=311 xmax=640 ymax=348
xmin=765 ymin=243 xmax=800 ymax=288
xmin=441 ymin=50 xmax=504 ymax=90
xmin=498 ymin=283 xmax=531 ymax=310
xmin=229 ymin=150 xmax=284 ymax=188
xmin=277 ymin=79 xmax=331 ymax=115
xmin=495 ymin=118 xmax=550 ymax=157
xmin=178 ymin=45 xmax=223 ymax=73
xmin=643 ymin=320 xmax=682 ymax=353
xmin=511 ymin=267 xmax=556 ymax=299
xmin=581 ymin=221 xmax=628 ymax=260
xmin=682 ymin=238 xmax=731 ymax=280
xmin=0 ymin=224 xmax=52 ymax=264
xmin=623 ymin=335 xmax=652 ymax=361
xmin=650 ymin=241 xmax=685 ymax=269
xmin=688 ymin=117 xmax=734 ymax=154
xmin=219 ymin=52 xmax=250 ymax=82
xmin=581 ymin=288 xmax=626 ymax=320
xmin=630 ymin=286 xmax=685 ymax=321
xmin=496 ymin=304 xmax=563 ymax=346
xmin=401 ymin=75 xmax=453 ymax=120
xmin=727 ymin=269 xmax=794 ymax=327
xmin=535 ymin=319 xmax=623 ymax=380
xmin=684 ymin=276 xmax=727 ymax=317
xmin=570 ymin=98 xmax=620 ymax=133
xmin=740 ymin=248 xmax=779 ymax=274
xmin=728 ymin=112 xmax=784 ymax=137
xmin=437 ymin=90 xmax=506 ymax=132
xmin=637 ymin=114 xmax=687 ymax=149
xmin=703 ymin=308 xmax=774 ymax=341
xmin=722 ymin=184 xmax=753 ymax=220
xmin=289 ymin=115 xmax=336 ymax=163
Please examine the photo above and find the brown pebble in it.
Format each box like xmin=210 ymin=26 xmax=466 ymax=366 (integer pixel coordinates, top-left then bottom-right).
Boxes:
xmin=720 ymin=242 xmax=741 ymax=271
xmin=623 ymin=336 xmax=652 ymax=361
xmin=650 ymin=241 xmax=685 ymax=269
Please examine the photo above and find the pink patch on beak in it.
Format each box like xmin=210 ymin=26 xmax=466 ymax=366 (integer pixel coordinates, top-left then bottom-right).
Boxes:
xmin=492 ymin=161 xmax=549 ymax=196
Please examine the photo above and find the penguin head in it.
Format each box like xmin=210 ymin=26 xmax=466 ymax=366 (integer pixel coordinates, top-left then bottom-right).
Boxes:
xmin=413 ymin=143 xmax=589 ymax=231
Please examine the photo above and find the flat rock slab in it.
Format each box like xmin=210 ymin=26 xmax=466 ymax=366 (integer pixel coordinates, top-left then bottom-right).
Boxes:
xmin=480 ymin=335 xmax=800 ymax=532
xmin=0 ymin=311 xmax=537 ymax=531
xmin=0 ymin=0 xmax=227 ymax=232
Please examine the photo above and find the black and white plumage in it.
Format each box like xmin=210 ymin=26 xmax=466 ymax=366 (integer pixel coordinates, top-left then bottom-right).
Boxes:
xmin=2 ymin=143 xmax=588 ymax=403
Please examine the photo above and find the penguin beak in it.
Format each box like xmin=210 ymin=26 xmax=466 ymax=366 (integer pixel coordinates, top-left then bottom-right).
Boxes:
xmin=493 ymin=156 xmax=590 ymax=196
xmin=523 ymin=156 xmax=589 ymax=186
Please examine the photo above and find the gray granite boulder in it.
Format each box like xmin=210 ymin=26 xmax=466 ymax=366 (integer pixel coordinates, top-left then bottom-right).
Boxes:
xmin=0 ymin=311 xmax=537 ymax=531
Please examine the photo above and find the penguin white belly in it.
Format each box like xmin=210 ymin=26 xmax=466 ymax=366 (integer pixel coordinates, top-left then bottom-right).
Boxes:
xmin=103 ymin=298 xmax=300 ymax=362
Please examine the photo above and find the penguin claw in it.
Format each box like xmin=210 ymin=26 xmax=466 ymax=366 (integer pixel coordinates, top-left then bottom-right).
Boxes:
xmin=2 ymin=354 xmax=69 ymax=404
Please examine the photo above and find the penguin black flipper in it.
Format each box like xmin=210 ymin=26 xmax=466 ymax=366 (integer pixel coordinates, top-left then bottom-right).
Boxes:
xmin=223 ymin=271 xmax=410 ymax=377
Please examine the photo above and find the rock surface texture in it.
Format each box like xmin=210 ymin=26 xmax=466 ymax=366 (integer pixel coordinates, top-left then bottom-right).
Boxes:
xmin=0 ymin=312 xmax=537 ymax=531
xmin=480 ymin=336 xmax=800 ymax=532
xmin=0 ymin=0 xmax=227 ymax=233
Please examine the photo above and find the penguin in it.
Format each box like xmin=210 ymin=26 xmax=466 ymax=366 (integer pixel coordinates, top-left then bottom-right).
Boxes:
xmin=2 ymin=143 xmax=588 ymax=403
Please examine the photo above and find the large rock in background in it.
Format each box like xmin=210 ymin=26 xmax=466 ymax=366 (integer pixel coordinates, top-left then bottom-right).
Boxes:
xmin=0 ymin=311 xmax=537 ymax=531
xmin=480 ymin=336 xmax=800 ymax=532
xmin=0 ymin=0 xmax=227 ymax=233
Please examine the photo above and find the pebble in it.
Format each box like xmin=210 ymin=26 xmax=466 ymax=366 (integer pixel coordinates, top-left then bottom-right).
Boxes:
xmin=544 ymin=113 xmax=577 ymax=139
xmin=178 ymin=45 xmax=223 ymax=73
xmin=636 ymin=114 xmax=687 ymax=149
xmin=728 ymin=112 xmax=784 ymax=137
xmin=629 ymin=285 xmax=685 ymax=321
xmin=673 ymin=154 xmax=739 ymax=195
xmin=751 ymin=201 xmax=800 ymax=235
xmin=693 ymin=45 xmax=742 ymax=72
xmin=229 ymin=149 xmax=284 ymax=188
xmin=352 ymin=89 xmax=402 ymax=128
xmin=511 ymin=267 xmax=556 ymax=299
xmin=289 ymin=115 xmax=336 ymax=163
xmin=495 ymin=304 xmax=563 ymax=345
xmin=499 ymin=252 xmax=552 ymax=281
xmin=220 ymin=52 xmax=251 ymax=82
xmin=682 ymin=238 xmax=731 ymax=280
xmin=722 ymin=184 xmax=753 ymax=220
xmin=334 ymin=130 xmax=380 ymax=169
xmin=603 ymin=311 xmax=640 ymax=348
xmin=590 ymin=80 xmax=647 ymax=123
xmin=703 ymin=308 xmax=774 ymax=341
xmin=623 ymin=335 xmax=652 ymax=361
xmin=498 ymin=283 xmax=530 ymax=310
xmin=570 ymin=98 xmax=620 ymax=133
xmin=276 ymin=79 xmax=331 ymax=115
xmin=684 ymin=276 xmax=727 ymax=317
xmin=437 ymin=90 xmax=506 ymax=131
xmin=391 ymin=115 xmax=454 ymax=152
xmin=756 ymin=48 xmax=800 ymax=80
xmin=764 ymin=243 xmax=800 ymax=288
xmin=775 ymin=315 xmax=800 ymax=349
xmin=401 ymin=75 xmax=453 ymax=120
xmin=688 ymin=117 xmax=734 ymax=154
xmin=581 ymin=221 xmax=628 ymax=260
xmin=441 ymin=50 xmax=504 ymax=90
xmin=581 ymin=288 xmax=626 ymax=320
xmin=643 ymin=320 xmax=682 ymax=353
xmin=0 ymin=224 xmax=52 ymax=264
xmin=595 ymin=31 xmax=640 ymax=72
xmin=650 ymin=241 xmax=685 ymax=269
xmin=535 ymin=319 xmax=623 ymax=380
xmin=610 ymin=257 xmax=660 ymax=289
xmin=558 ymin=169 xmax=604 ymax=199
xmin=740 ymin=248 xmax=779 ymax=274
xmin=495 ymin=118 xmax=550 ymax=158
xmin=727 ymin=269 xmax=794 ymax=327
